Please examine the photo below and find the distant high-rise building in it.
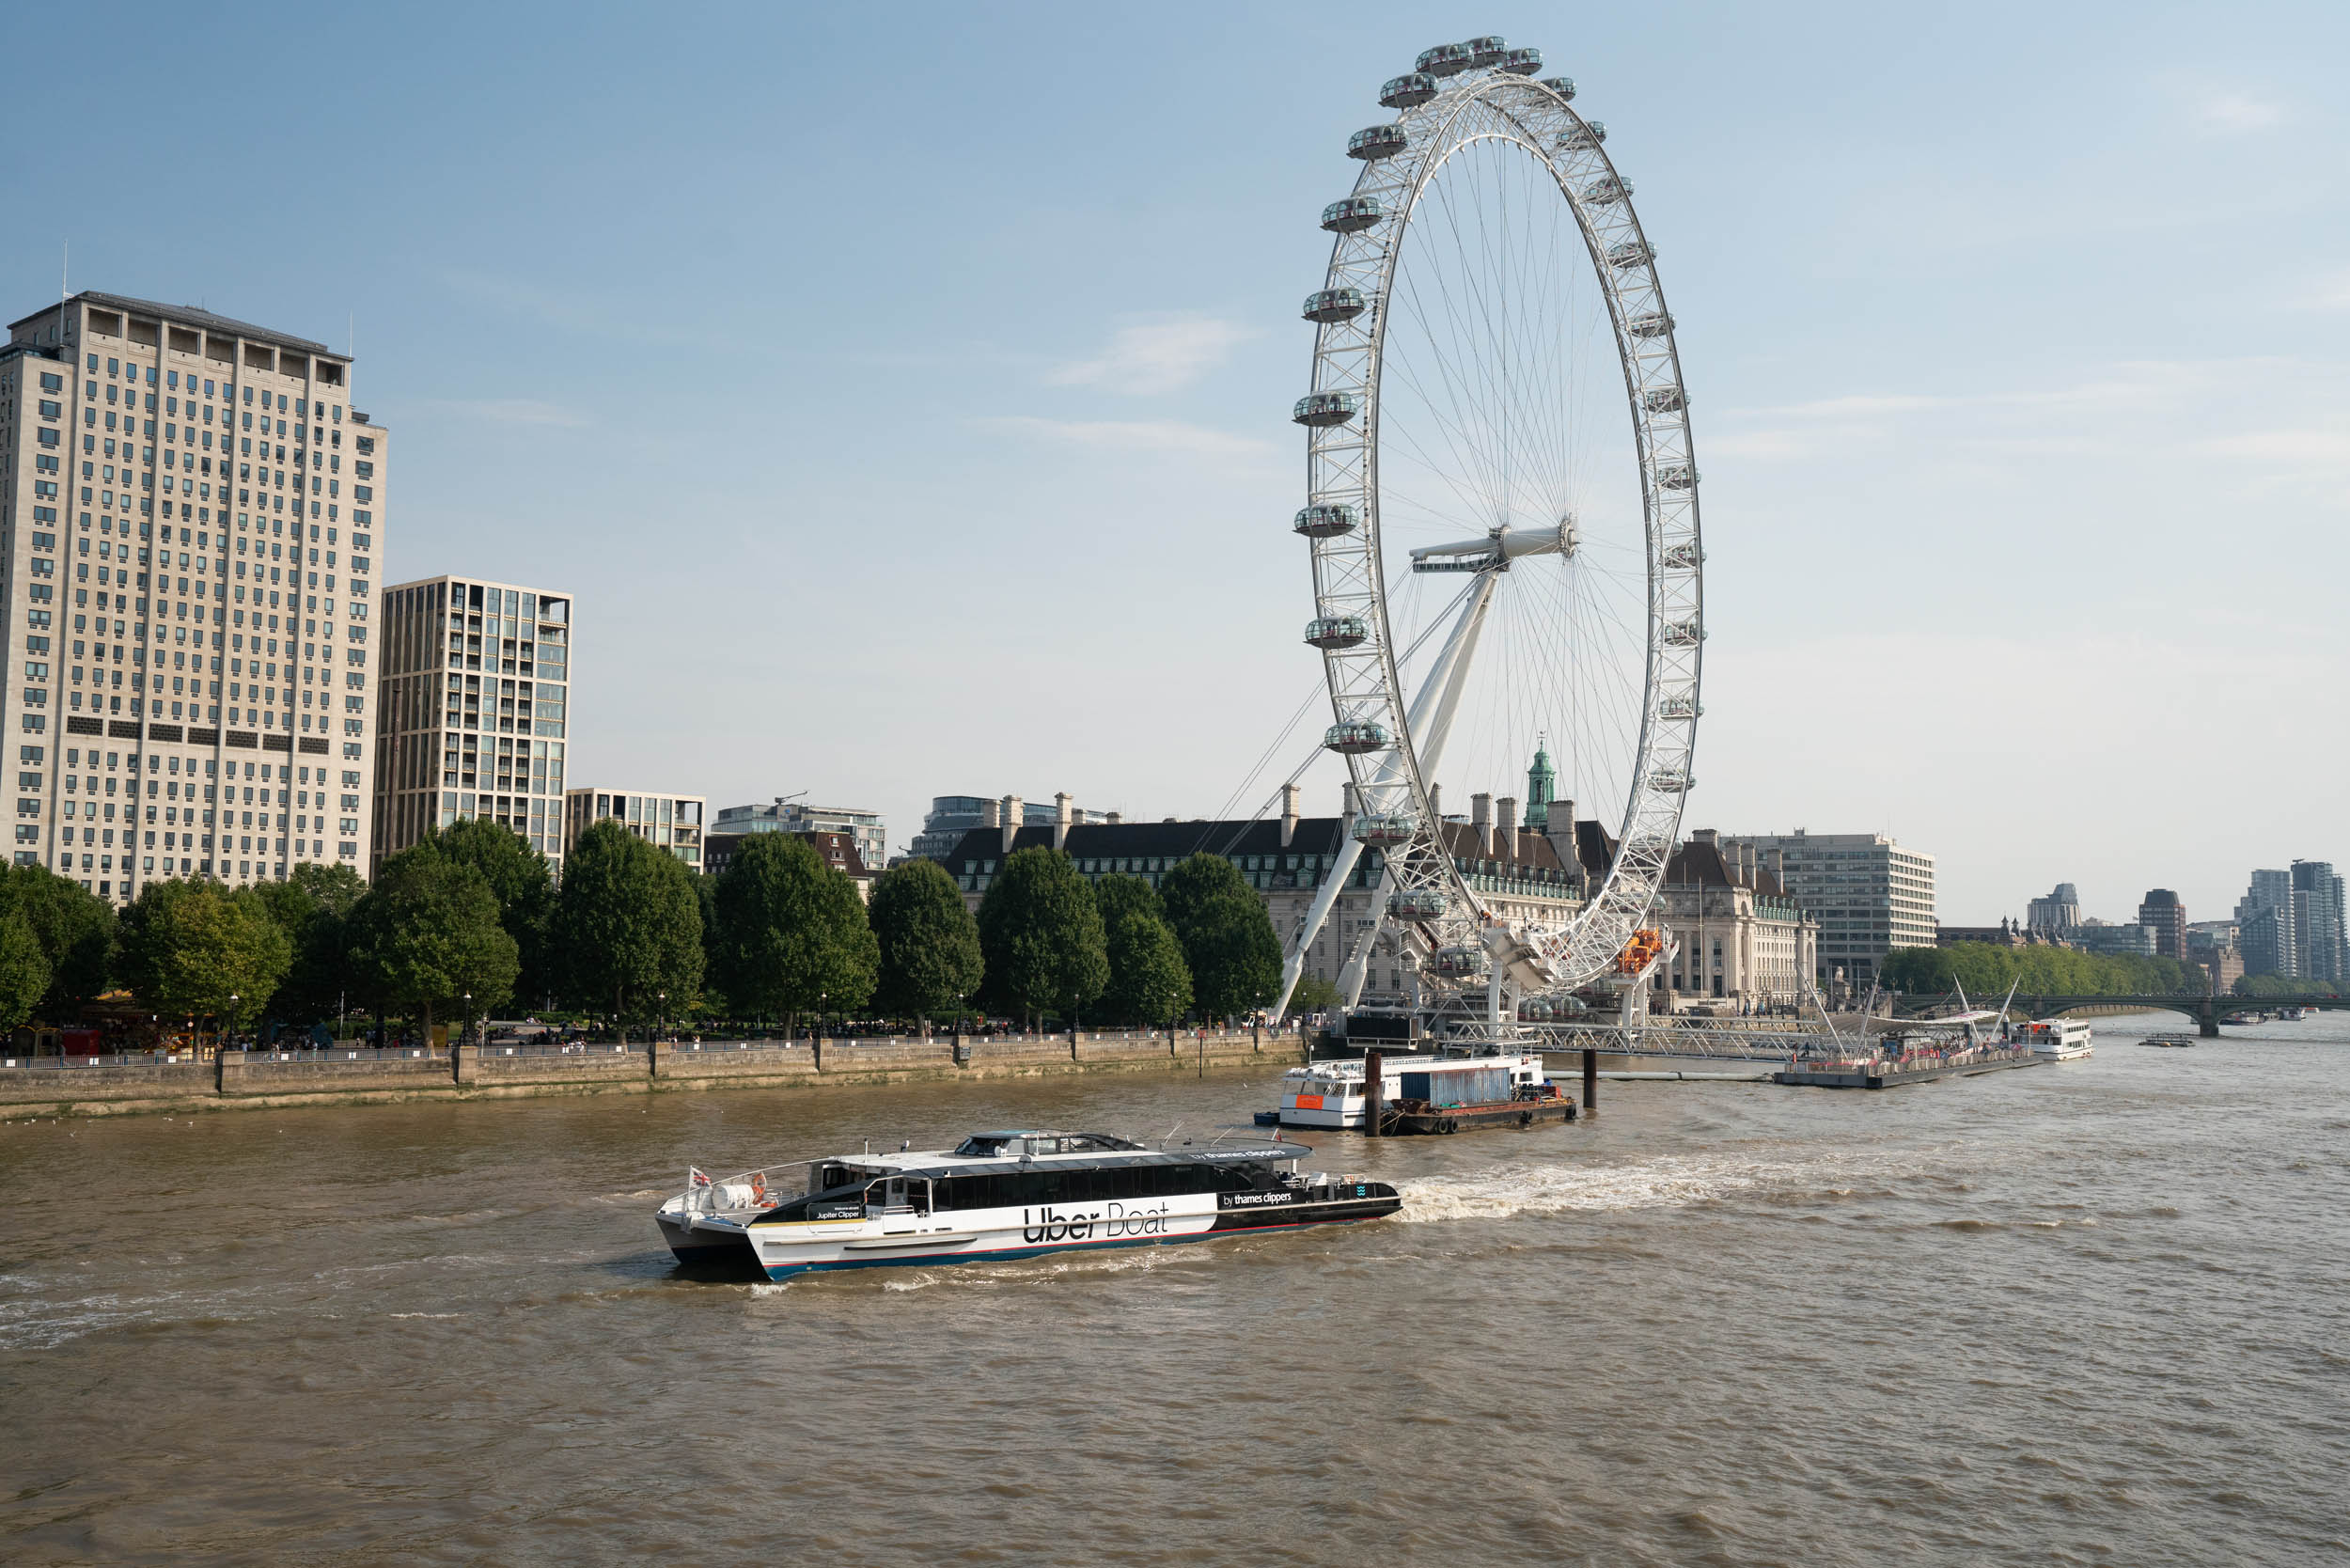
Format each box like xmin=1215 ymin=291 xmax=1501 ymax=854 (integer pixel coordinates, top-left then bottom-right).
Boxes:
xmin=1 ymin=290 xmax=382 ymax=902
xmin=1718 ymin=831 xmax=1935 ymax=987
xmin=2136 ymin=889 xmax=2186 ymax=961
xmin=2291 ymin=860 xmax=2345 ymax=983
xmin=372 ymin=576 xmax=571 ymax=875
xmin=2026 ymin=882 xmax=2081 ymax=936
xmin=2075 ymin=920 xmax=2157 ymax=957
xmin=2236 ymin=870 xmax=2295 ymax=978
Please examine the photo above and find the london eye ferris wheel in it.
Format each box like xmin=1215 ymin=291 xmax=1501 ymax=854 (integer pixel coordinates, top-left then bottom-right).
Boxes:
xmin=1277 ymin=37 xmax=1703 ymax=1033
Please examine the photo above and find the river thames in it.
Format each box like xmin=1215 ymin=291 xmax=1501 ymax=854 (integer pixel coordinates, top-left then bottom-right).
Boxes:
xmin=3 ymin=1010 xmax=2345 ymax=1566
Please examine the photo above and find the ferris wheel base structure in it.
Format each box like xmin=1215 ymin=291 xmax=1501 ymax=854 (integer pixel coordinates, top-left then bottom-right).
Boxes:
xmin=1277 ymin=36 xmax=1705 ymax=1048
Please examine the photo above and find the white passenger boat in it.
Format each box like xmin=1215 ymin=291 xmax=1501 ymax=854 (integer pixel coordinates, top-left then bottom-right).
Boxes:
xmin=655 ymin=1128 xmax=1401 ymax=1280
xmin=2014 ymin=1018 xmax=2094 ymax=1060
xmin=1274 ymin=1053 xmax=1550 ymax=1129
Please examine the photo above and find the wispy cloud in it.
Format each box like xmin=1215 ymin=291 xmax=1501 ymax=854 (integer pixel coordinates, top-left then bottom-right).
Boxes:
xmin=415 ymin=398 xmax=592 ymax=428
xmin=1047 ymin=315 xmax=1255 ymax=396
xmin=2191 ymin=90 xmax=2284 ymax=133
xmin=979 ymin=415 xmax=1274 ymax=458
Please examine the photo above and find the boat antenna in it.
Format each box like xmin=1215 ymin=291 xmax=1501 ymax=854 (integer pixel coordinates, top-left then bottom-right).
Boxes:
xmin=1159 ymin=1120 xmax=1183 ymax=1150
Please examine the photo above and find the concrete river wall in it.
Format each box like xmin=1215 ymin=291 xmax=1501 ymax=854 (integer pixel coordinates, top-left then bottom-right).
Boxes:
xmin=0 ymin=1029 xmax=1308 ymax=1118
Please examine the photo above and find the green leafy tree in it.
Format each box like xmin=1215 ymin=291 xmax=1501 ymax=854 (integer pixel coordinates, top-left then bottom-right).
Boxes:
xmin=0 ymin=864 xmax=113 ymax=1019
xmin=1158 ymin=854 xmax=1281 ymax=1021
xmin=711 ymin=834 xmax=878 ymax=1034
xmin=977 ymin=846 xmax=1107 ymax=1028
xmin=1290 ymin=973 xmax=1342 ymax=1013
xmin=248 ymin=862 xmax=368 ymax=1029
xmin=868 ymin=857 xmax=981 ymax=1035
xmin=348 ymin=842 xmax=521 ymax=1043
xmin=1887 ymin=943 xmax=2228 ymax=1001
xmin=552 ymin=820 xmax=704 ymax=1035
xmin=1102 ymin=911 xmax=1192 ymax=1025
xmin=433 ymin=819 xmax=557 ymax=1008
xmin=0 ymin=912 xmax=52 ymax=1034
xmin=121 ymin=881 xmax=294 ymax=1038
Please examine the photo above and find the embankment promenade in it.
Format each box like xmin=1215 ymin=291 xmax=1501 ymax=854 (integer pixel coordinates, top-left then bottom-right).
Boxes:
xmin=0 ymin=1028 xmax=1308 ymax=1119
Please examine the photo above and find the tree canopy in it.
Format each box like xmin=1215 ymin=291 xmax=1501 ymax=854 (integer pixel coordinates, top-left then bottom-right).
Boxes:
xmin=120 ymin=880 xmax=294 ymax=1029
xmin=553 ymin=821 xmax=704 ymax=1028
xmin=0 ymin=865 xmax=115 ymax=1020
xmin=432 ymin=819 xmax=557 ymax=1007
xmin=711 ymin=834 xmax=878 ymax=1027
xmin=1092 ymin=874 xmax=1191 ymax=1024
xmin=0 ymin=911 xmax=50 ymax=1034
xmin=1881 ymin=943 xmax=2208 ymax=997
xmin=868 ymin=857 xmax=981 ymax=1031
xmin=247 ymin=862 xmax=368 ymax=1026
xmin=1158 ymin=855 xmax=1281 ymax=1019
xmin=346 ymin=842 xmax=520 ymax=1038
xmin=977 ymin=846 xmax=1107 ymax=1025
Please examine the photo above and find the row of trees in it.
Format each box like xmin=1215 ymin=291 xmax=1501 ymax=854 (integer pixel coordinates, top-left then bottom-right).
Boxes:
xmin=0 ymin=825 xmax=1297 ymax=1040
xmin=1881 ymin=942 xmax=2211 ymax=997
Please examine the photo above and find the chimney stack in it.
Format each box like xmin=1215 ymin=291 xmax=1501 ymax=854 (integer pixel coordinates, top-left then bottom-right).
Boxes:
xmin=1547 ymin=798 xmax=1579 ymax=891
xmin=1053 ymin=792 xmax=1073 ymax=853
xmin=1280 ymin=783 xmax=1301 ymax=848
xmin=1471 ymin=792 xmax=1493 ymax=855
xmin=980 ymin=798 xmax=1001 ymax=829
xmin=1496 ymin=795 xmax=1518 ymax=856
xmin=1001 ymin=794 xmax=1022 ymax=855
xmin=1741 ymin=843 xmax=1757 ymax=887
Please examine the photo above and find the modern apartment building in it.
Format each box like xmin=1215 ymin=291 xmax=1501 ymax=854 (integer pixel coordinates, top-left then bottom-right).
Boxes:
xmin=2236 ymin=870 xmax=2295 ymax=978
xmin=565 ymin=788 xmax=703 ymax=868
xmin=373 ymin=577 xmax=571 ymax=874
xmin=1719 ymin=831 xmax=1936 ymax=988
xmin=715 ymin=797 xmax=887 ymax=874
xmin=2136 ymin=889 xmax=2186 ymax=961
xmin=2290 ymin=860 xmax=2345 ymax=984
xmin=2025 ymin=882 xmax=2081 ymax=936
xmin=0 ymin=291 xmax=381 ymax=902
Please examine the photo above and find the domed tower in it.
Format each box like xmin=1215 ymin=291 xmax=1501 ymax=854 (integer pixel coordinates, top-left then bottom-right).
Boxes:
xmin=1526 ymin=739 xmax=1558 ymax=830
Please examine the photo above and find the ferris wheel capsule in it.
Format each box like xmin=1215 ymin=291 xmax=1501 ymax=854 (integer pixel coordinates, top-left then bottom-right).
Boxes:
xmin=1496 ymin=47 xmax=1543 ymax=75
xmin=1464 ymin=36 xmax=1509 ymax=68
xmin=1660 ymin=695 xmax=1701 ymax=720
xmin=1658 ymin=463 xmax=1700 ymax=490
xmin=1387 ymin=888 xmax=1449 ymax=921
xmin=1652 ymin=768 xmax=1692 ymax=793
xmin=1292 ymin=391 xmax=1359 ymax=427
xmin=1380 ymin=73 xmax=1438 ymax=109
xmin=1431 ymin=944 xmax=1489 ymax=978
xmin=1304 ymin=614 xmax=1369 ymax=651
xmin=1348 ymin=125 xmax=1409 ymax=162
xmin=1662 ymin=617 xmax=1705 ymax=647
xmin=1519 ymin=996 xmax=1556 ymax=1022
xmin=1540 ymin=76 xmax=1577 ymax=101
xmin=1642 ymin=386 xmax=1686 ymax=414
xmin=1302 ymin=288 xmax=1367 ymax=323
xmin=1582 ymin=176 xmax=1634 ymax=206
xmin=1627 ymin=310 xmax=1675 ymax=338
xmin=1557 ymin=121 xmax=1607 ymax=150
xmin=1322 ymin=196 xmax=1386 ymax=233
xmin=1352 ymin=813 xmax=1418 ymax=846
xmin=1663 ymin=541 xmax=1703 ymax=569
xmin=1416 ymin=42 xmax=1474 ymax=76
xmin=1323 ymin=719 xmax=1388 ymax=755
xmin=1293 ymin=503 xmax=1359 ymax=538
xmin=1607 ymin=239 xmax=1655 ymax=269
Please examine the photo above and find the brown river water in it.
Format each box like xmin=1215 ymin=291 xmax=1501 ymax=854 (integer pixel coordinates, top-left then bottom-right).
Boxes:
xmin=3 ymin=1010 xmax=2346 ymax=1566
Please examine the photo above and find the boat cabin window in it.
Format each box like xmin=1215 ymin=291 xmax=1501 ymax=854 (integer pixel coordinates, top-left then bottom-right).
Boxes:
xmin=864 ymin=1177 xmax=931 ymax=1215
xmin=931 ymin=1160 xmax=1265 ymax=1211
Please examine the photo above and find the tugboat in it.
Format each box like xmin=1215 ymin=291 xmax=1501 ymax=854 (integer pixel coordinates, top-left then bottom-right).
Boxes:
xmin=654 ymin=1129 xmax=1400 ymax=1280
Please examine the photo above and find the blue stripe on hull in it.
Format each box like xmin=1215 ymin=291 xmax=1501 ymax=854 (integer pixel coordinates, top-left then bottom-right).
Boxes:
xmin=760 ymin=1215 xmax=1380 ymax=1280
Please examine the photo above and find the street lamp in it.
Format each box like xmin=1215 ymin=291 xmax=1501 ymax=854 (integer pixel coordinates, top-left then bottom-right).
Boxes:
xmin=463 ymin=992 xmax=473 ymax=1051
xmin=819 ymin=991 xmax=827 ymax=1043
xmin=658 ymin=991 xmax=666 ymax=1043
xmin=227 ymin=993 xmax=239 ymax=1054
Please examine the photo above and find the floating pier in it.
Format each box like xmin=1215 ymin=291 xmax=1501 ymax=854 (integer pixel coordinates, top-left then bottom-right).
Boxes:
xmin=1774 ymin=1045 xmax=2044 ymax=1090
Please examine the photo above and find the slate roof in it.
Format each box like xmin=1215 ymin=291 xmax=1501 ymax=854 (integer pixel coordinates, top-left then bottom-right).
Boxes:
xmin=1663 ymin=838 xmax=1789 ymax=899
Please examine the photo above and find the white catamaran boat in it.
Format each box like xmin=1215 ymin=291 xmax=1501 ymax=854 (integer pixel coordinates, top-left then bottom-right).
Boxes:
xmin=1274 ymin=1053 xmax=1551 ymax=1129
xmin=2014 ymin=1019 xmax=2094 ymax=1060
xmin=655 ymin=1129 xmax=1401 ymax=1280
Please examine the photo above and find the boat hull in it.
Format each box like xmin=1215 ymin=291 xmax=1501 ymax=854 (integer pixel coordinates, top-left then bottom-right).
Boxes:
xmin=749 ymin=1189 xmax=1400 ymax=1279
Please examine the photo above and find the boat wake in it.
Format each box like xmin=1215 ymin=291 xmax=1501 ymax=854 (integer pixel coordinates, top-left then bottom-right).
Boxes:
xmin=1395 ymin=1147 xmax=1920 ymax=1223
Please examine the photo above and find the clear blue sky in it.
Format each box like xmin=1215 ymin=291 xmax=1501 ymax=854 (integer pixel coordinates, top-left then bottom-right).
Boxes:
xmin=8 ymin=3 xmax=2342 ymax=925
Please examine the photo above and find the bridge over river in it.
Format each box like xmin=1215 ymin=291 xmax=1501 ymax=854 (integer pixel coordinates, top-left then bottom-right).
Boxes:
xmin=1891 ymin=992 xmax=2350 ymax=1038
